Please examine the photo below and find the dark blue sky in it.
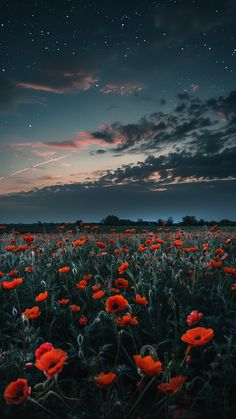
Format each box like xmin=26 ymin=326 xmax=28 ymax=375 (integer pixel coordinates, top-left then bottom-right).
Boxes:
xmin=0 ymin=0 xmax=236 ymax=222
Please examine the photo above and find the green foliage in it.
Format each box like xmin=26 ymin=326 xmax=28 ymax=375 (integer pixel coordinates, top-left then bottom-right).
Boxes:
xmin=0 ymin=227 xmax=236 ymax=418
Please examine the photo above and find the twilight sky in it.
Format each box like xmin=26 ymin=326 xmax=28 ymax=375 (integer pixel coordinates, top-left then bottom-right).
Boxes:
xmin=0 ymin=0 xmax=236 ymax=222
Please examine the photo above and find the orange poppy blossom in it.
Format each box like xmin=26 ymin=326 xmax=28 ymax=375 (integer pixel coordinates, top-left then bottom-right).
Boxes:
xmin=8 ymin=269 xmax=18 ymax=276
xmin=73 ymin=239 xmax=86 ymax=247
xmin=92 ymin=290 xmax=106 ymax=300
xmin=115 ymin=277 xmax=129 ymax=289
xmin=76 ymin=280 xmax=88 ymax=290
xmin=35 ymin=348 xmax=68 ymax=379
xmin=92 ymin=284 xmax=101 ymax=292
xmin=207 ymin=259 xmax=222 ymax=268
xmin=5 ymin=245 xmax=15 ymax=252
xmin=133 ymin=355 xmax=163 ymax=376
xmin=70 ymin=304 xmax=81 ymax=312
xmin=105 ymin=295 xmax=129 ymax=313
xmin=138 ymin=245 xmax=148 ymax=252
xmin=83 ymin=274 xmax=93 ymax=281
xmin=110 ymin=287 xmax=120 ymax=294
xmin=118 ymin=262 xmax=129 ymax=275
xmin=181 ymin=327 xmax=214 ymax=349
xmin=35 ymin=291 xmax=48 ymax=302
xmin=94 ymin=371 xmax=117 ymax=388
xmin=116 ymin=313 xmax=138 ymax=327
xmin=135 ymin=294 xmax=148 ymax=305
xmin=1 ymin=277 xmax=23 ymax=290
xmin=182 ymin=247 xmax=199 ymax=252
xmin=58 ymin=298 xmax=70 ymax=305
xmin=58 ymin=266 xmax=71 ymax=273
xmin=150 ymin=244 xmax=161 ymax=251
xmin=22 ymin=306 xmax=41 ymax=319
xmin=158 ymin=375 xmax=186 ymax=394
xmin=96 ymin=241 xmax=106 ymax=249
xmin=4 ymin=378 xmax=31 ymax=405
xmin=173 ymin=240 xmax=183 ymax=247
xmin=35 ymin=342 xmax=54 ymax=359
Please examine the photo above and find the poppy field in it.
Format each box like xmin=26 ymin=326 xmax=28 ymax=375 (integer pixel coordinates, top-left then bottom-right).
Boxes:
xmin=0 ymin=225 xmax=236 ymax=419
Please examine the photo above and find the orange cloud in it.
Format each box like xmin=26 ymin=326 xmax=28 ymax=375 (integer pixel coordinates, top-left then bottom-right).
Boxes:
xmin=16 ymin=72 xmax=98 ymax=94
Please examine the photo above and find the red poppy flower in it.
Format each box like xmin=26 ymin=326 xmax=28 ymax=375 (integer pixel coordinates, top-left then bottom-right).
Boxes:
xmin=94 ymin=372 xmax=117 ymax=388
xmin=4 ymin=378 xmax=31 ymax=405
xmin=5 ymin=245 xmax=15 ymax=252
xmin=73 ymin=239 xmax=86 ymax=247
xmin=182 ymin=247 xmax=199 ymax=252
xmin=158 ymin=375 xmax=186 ymax=394
xmin=58 ymin=266 xmax=71 ymax=273
xmin=58 ymin=298 xmax=69 ymax=305
xmin=96 ymin=241 xmax=106 ymax=249
xmin=35 ymin=342 xmax=54 ymax=359
xmin=8 ymin=270 xmax=19 ymax=277
xmin=173 ymin=240 xmax=183 ymax=247
xmin=76 ymin=280 xmax=88 ymax=290
xmin=110 ymin=287 xmax=120 ymax=294
xmin=150 ymin=244 xmax=161 ymax=251
xmin=181 ymin=327 xmax=214 ymax=347
xmin=92 ymin=290 xmax=105 ymax=300
xmin=35 ymin=291 xmax=48 ymax=302
xmin=22 ymin=306 xmax=41 ymax=319
xmin=186 ymin=310 xmax=203 ymax=326
xmin=135 ymin=294 xmax=148 ymax=305
xmin=116 ymin=313 xmax=138 ymax=327
xmin=92 ymin=284 xmax=101 ymax=292
xmin=79 ymin=316 xmax=88 ymax=325
xmin=105 ymin=295 xmax=128 ymax=313
xmin=70 ymin=304 xmax=81 ymax=312
xmin=133 ymin=355 xmax=163 ymax=376
xmin=118 ymin=262 xmax=129 ymax=275
xmin=35 ymin=348 xmax=68 ymax=379
xmin=1 ymin=277 xmax=23 ymax=290
xmin=115 ymin=278 xmax=129 ymax=289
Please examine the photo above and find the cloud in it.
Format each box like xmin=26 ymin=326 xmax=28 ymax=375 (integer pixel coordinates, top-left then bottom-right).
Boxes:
xmin=1 ymin=179 xmax=236 ymax=223
xmin=17 ymin=71 xmax=98 ymax=94
xmin=7 ymin=90 xmax=236 ymax=159
xmin=100 ymin=82 xmax=144 ymax=96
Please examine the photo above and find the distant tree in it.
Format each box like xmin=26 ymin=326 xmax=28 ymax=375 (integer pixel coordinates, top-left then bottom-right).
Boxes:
xmin=101 ymin=215 xmax=120 ymax=225
xmin=198 ymin=218 xmax=205 ymax=226
xmin=182 ymin=215 xmax=197 ymax=226
xmin=157 ymin=218 xmax=164 ymax=226
xmin=166 ymin=217 xmax=174 ymax=226
xmin=119 ymin=219 xmax=132 ymax=225
xmin=75 ymin=219 xmax=83 ymax=227
xmin=219 ymin=219 xmax=233 ymax=226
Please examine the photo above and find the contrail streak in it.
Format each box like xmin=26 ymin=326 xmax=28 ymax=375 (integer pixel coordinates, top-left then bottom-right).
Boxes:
xmin=0 ymin=155 xmax=70 ymax=181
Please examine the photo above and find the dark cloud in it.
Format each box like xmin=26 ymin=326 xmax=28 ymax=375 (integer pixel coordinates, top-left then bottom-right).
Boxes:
xmin=90 ymin=149 xmax=107 ymax=155
xmin=96 ymin=146 xmax=236 ymax=186
xmin=1 ymin=179 xmax=235 ymax=223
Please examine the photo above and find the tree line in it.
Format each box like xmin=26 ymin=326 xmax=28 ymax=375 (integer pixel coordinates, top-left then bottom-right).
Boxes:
xmin=100 ymin=215 xmax=236 ymax=226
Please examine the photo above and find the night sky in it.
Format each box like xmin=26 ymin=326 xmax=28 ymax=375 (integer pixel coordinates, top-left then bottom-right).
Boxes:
xmin=0 ymin=0 xmax=236 ymax=222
